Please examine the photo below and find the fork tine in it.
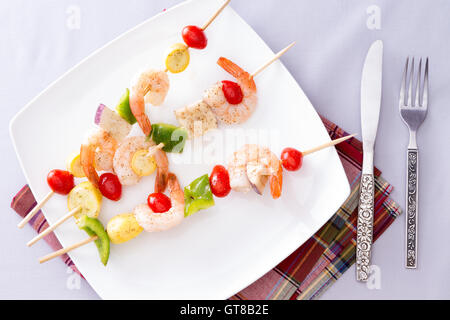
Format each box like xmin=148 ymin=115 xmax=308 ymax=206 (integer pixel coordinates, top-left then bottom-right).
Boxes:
xmin=415 ymin=58 xmax=422 ymax=107
xmin=399 ymin=57 xmax=409 ymax=107
xmin=422 ymin=57 xmax=429 ymax=108
xmin=407 ymin=57 xmax=414 ymax=106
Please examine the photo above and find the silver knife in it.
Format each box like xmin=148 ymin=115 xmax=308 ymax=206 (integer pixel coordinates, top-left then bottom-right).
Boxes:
xmin=356 ymin=40 xmax=383 ymax=282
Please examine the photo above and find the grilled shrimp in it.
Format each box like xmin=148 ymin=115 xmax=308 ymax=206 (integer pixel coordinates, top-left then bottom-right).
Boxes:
xmin=113 ymin=136 xmax=169 ymax=192
xmin=80 ymin=128 xmax=117 ymax=188
xmin=129 ymin=68 xmax=170 ymax=136
xmin=203 ymin=57 xmax=257 ymax=125
xmin=134 ymin=173 xmax=184 ymax=232
xmin=227 ymin=144 xmax=282 ymax=199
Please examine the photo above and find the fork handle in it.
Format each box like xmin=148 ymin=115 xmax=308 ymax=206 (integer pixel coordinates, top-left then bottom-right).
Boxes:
xmin=406 ymin=148 xmax=419 ymax=268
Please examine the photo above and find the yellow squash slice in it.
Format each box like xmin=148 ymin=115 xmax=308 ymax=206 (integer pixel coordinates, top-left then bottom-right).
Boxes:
xmin=165 ymin=43 xmax=190 ymax=73
xmin=131 ymin=149 xmax=157 ymax=177
xmin=66 ymin=153 xmax=85 ymax=178
xmin=107 ymin=213 xmax=143 ymax=244
xmin=68 ymin=181 xmax=102 ymax=222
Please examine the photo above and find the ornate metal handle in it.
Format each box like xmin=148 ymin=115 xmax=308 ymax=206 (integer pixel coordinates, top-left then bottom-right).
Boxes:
xmin=406 ymin=149 xmax=418 ymax=268
xmin=356 ymin=173 xmax=375 ymax=281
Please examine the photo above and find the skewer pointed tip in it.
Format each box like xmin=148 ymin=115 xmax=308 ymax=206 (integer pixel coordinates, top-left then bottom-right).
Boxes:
xmin=302 ymin=134 xmax=356 ymax=156
xmin=201 ymin=0 xmax=231 ymax=30
xmin=284 ymin=41 xmax=296 ymax=51
xmin=274 ymin=42 xmax=296 ymax=57
xmin=251 ymin=41 xmax=296 ymax=77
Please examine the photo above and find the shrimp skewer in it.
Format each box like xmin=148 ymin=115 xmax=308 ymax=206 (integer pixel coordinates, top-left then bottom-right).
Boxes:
xmin=227 ymin=135 xmax=356 ymax=200
xmin=134 ymin=172 xmax=184 ymax=232
xmin=175 ymin=43 xmax=295 ymax=136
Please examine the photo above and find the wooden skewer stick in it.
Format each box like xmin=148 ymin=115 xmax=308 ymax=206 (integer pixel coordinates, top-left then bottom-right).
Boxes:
xmin=17 ymin=191 xmax=54 ymax=229
xmin=39 ymin=235 xmax=98 ymax=264
xmin=27 ymin=206 xmax=81 ymax=247
xmin=302 ymin=134 xmax=356 ymax=156
xmin=251 ymin=42 xmax=296 ymax=78
xmin=146 ymin=143 xmax=164 ymax=157
xmin=201 ymin=0 xmax=231 ymax=30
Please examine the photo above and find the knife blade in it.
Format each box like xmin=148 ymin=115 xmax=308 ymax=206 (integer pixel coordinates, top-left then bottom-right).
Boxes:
xmin=356 ymin=40 xmax=383 ymax=282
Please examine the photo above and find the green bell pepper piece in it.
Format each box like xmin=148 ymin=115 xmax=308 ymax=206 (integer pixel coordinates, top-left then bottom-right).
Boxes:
xmin=115 ymin=88 xmax=137 ymax=125
xmin=78 ymin=215 xmax=110 ymax=266
xmin=151 ymin=123 xmax=187 ymax=153
xmin=184 ymin=174 xmax=215 ymax=217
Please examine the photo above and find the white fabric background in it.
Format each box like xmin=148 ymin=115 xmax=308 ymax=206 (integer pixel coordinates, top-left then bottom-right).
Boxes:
xmin=1 ymin=0 xmax=449 ymax=299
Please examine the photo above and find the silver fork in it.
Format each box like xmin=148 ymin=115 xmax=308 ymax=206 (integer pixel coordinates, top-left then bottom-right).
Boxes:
xmin=399 ymin=57 xmax=429 ymax=269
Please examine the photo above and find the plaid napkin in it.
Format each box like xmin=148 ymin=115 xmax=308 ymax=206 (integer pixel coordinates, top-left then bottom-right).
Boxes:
xmin=10 ymin=116 xmax=401 ymax=300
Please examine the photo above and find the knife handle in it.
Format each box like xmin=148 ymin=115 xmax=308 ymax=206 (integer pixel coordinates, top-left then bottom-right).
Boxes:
xmin=406 ymin=148 xmax=418 ymax=268
xmin=356 ymin=173 xmax=375 ymax=282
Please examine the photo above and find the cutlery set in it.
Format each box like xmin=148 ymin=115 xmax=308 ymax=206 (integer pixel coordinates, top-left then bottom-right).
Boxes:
xmin=356 ymin=40 xmax=429 ymax=281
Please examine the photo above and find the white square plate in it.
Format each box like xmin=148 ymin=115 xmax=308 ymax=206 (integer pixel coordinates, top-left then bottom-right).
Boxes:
xmin=10 ymin=0 xmax=350 ymax=299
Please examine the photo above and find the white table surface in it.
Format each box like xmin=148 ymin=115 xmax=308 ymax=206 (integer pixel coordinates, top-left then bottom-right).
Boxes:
xmin=1 ymin=0 xmax=449 ymax=300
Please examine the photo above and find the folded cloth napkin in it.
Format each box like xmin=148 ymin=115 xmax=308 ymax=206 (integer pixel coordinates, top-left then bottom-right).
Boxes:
xmin=10 ymin=116 xmax=401 ymax=300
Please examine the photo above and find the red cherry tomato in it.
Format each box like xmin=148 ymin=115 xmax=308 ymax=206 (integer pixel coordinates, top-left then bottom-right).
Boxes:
xmin=182 ymin=25 xmax=207 ymax=49
xmin=148 ymin=193 xmax=172 ymax=213
xmin=47 ymin=169 xmax=75 ymax=195
xmin=99 ymin=173 xmax=122 ymax=201
xmin=221 ymin=80 xmax=243 ymax=105
xmin=209 ymin=165 xmax=231 ymax=197
xmin=280 ymin=148 xmax=303 ymax=171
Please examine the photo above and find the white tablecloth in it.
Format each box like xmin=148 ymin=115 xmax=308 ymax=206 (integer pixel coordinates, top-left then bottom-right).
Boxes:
xmin=1 ymin=0 xmax=449 ymax=299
